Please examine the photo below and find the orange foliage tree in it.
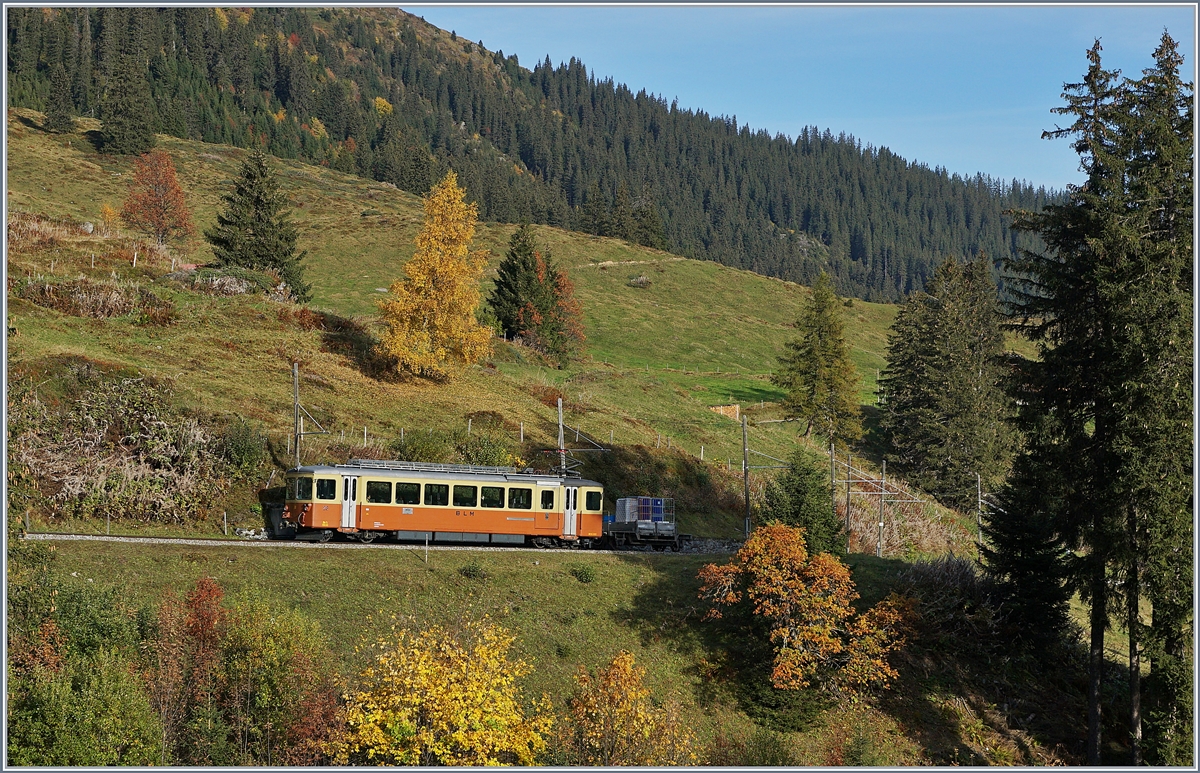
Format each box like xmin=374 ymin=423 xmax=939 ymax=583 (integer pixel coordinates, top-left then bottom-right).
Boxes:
xmin=376 ymin=170 xmax=493 ymax=380
xmin=120 ymin=150 xmax=194 ymax=246
xmin=698 ymin=524 xmax=914 ymax=694
xmin=330 ymin=618 xmax=552 ymax=766
xmin=553 ymin=650 xmax=697 ymax=765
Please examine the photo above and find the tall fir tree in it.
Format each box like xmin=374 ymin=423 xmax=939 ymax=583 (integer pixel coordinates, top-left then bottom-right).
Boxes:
xmin=100 ymin=51 xmax=155 ymax=154
xmin=44 ymin=62 xmax=75 ymax=133
xmin=489 ymin=223 xmax=584 ymax=365
xmin=204 ymin=151 xmax=310 ymax=302
xmin=992 ymin=36 xmax=1192 ymax=765
xmin=879 ymin=256 xmax=1013 ymax=509
xmin=772 ymin=272 xmax=862 ymax=446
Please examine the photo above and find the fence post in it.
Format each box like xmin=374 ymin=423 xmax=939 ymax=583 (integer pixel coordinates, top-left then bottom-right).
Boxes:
xmin=520 ymin=422 xmax=524 ymax=443
xmin=224 ymin=511 xmax=228 ymax=536
xmin=468 ymin=418 xmax=472 ymax=435
xmin=363 ymin=426 xmax=367 ymax=446
xmin=700 ymin=445 xmax=704 ymax=461
xmin=878 ymin=460 xmax=886 ymax=558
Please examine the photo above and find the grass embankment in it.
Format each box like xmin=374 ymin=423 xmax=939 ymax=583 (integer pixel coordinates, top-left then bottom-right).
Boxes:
xmin=7 ymin=106 xmax=974 ymax=548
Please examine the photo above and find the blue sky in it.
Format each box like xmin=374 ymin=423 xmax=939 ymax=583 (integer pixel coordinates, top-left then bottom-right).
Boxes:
xmin=408 ymin=4 xmax=1196 ymax=191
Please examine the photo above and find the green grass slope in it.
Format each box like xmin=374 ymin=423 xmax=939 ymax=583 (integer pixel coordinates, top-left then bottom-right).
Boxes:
xmin=9 ymin=107 xmax=965 ymax=543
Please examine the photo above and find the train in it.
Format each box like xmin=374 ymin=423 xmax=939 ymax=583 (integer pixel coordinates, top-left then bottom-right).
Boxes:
xmin=278 ymin=458 xmax=681 ymax=550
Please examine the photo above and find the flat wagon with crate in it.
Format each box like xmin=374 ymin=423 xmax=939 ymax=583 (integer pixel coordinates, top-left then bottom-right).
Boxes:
xmin=603 ymin=496 xmax=680 ymax=550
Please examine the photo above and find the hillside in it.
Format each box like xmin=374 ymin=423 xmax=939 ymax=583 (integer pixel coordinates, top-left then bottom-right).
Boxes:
xmin=6 ymin=6 xmax=1058 ymax=302
xmin=6 ymin=108 xmax=1125 ymax=767
xmin=9 ymin=106 xmax=980 ymax=550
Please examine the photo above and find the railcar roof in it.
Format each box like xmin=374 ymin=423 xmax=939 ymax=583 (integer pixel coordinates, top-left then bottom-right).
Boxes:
xmin=286 ymin=463 xmax=601 ymax=488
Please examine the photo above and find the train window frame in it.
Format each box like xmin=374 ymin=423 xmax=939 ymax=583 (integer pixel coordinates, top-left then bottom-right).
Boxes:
xmin=453 ymin=485 xmax=477 ymax=508
xmin=480 ymin=486 xmax=505 ymax=508
xmin=541 ymin=489 xmax=555 ymax=510
xmin=424 ymin=483 xmax=449 ymax=507
xmin=295 ymin=477 xmax=313 ymax=501
xmin=395 ymin=482 xmax=420 ymax=505
xmin=365 ymin=480 xmax=392 ymax=504
xmin=316 ymin=478 xmax=337 ymax=501
xmin=586 ymin=491 xmax=602 ymax=511
xmin=508 ymin=487 xmax=533 ymax=509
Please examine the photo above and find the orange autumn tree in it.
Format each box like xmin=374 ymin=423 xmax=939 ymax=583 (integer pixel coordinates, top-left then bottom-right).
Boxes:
xmin=376 ymin=170 xmax=493 ymax=380
xmin=554 ymin=651 xmax=697 ymax=766
xmin=120 ymin=150 xmax=194 ymax=246
xmin=698 ymin=524 xmax=914 ymax=694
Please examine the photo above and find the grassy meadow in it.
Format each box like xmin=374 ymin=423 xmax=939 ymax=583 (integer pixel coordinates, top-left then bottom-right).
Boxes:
xmin=9 ymin=108 xmax=1093 ymax=765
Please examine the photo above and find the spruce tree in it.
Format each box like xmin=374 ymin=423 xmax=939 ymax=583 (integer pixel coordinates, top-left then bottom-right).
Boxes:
xmin=772 ymin=272 xmax=862 ymax=446
xmin=44 ymin=62 xmax=75 ymax=133
xmin=489 ymin=223 xmax=584 ymax=365
xmin=879 ymin=256 xmax=1013 ymax=509
xmin=763 ymin=450 xmax=846 ymax=556
xmin=994 ymin=37 xmax=1192 ymax=765
xmin=99 ymin=51 xmax=154 ymax=154
xmin=204 ymin=150 xmax=310 ymax=302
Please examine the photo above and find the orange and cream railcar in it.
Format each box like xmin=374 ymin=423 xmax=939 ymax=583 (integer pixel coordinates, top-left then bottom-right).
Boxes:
xmin=282 ymin=459 xmax=605 ymax=547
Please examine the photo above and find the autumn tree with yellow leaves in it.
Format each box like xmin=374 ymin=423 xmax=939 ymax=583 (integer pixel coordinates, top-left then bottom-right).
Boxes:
xmin=698 ymin=524 xmax=913 ymax=694
xmin=552 ymin=651 xmax=697 ymax=766
xmin=376 ymin=171 xmax=493 ymax=380
xmin=329 ymin=619 xmax=552 ymax=766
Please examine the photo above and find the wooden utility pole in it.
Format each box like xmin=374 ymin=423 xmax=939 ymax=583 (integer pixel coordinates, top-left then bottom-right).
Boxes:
xmin=557 ymin=398 xmax=566 ymax=476
xmin=845 ymin=453 xmax=853 ymax=553
xmin=877 ymin=460 xmax=886 ymax=557
xmin=292 ymin=362 xmax=301 ymax=468
xmin=742 ymin=414 xmax=750 ymax=539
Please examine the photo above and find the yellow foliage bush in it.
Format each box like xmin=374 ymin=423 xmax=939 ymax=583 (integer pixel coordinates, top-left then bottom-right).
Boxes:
xmin=554 ymin=651 xmax=698 ymax=765
xmin=373 ymin=96 xmax=393 ymax=116
xmin=376 ymin=170 xmax=493 ymax=380
xmin=329 ymin=619 xmax=551 ymax=766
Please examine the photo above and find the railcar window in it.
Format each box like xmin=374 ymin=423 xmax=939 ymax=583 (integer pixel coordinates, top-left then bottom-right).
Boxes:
xmin=295 ymin=477 xmax=313 ymax=501
xmin=453 ymin=485 xmax=477 ymax=507
xmin=541 ymin=490 xmax=555 ymax=510
xmin=508 ymin=487 xmax=532 ymax=509
xmin=316 ymin=479 xmax=337 ymax=500
xmin=424 ymin=484 xmax=449 ymax=506
xmin=480 ymin=486 xmax=504 ymax=508
xmin=395 ymin=482 xmax=420 ymax=505
xmin=366 ymin=481 xmax=392 ymax=504
xmin=586 ymin=491 xmax=602 ymax=511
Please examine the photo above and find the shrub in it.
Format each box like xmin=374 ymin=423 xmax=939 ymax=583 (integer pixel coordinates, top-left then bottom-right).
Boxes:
xmin=551 ymin=650 xmax=697 ymax=765
xmin=7 ymin=649 xmax=162 ymax=766
xmin=331 ymin=619 xmax=552 ymax=765
xmin=456 ymin=430 xmax=516 ymax=467
xmin=390 ymin=430 xmax=456 ymax=463
xmin=569 ymin=565 xmax=595 ymax=584
xmin=763 ymin=450 xmax=846 ymax=555
xmin=705 ymin=726 xmax=799 ymax=766
xmin=221 ymin=418 xmax=267 ymax=472
xmin=459 ymin=559 xmax=488 ymax=580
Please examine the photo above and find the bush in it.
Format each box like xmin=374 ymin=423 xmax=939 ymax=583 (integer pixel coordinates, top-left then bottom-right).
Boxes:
xmin=705 ymin=726 xmax=799 ymax=766
xmin=456 ymin=431 xmax=516 ymax=467
xmin=7 ymin=649 xmax=162 ymax=766
xmin=763 ymin=450 xmax=846 ymax=556
xmin=221 ymin=417 xmax=267 ymax=472
xmin=390 ymin=430 xmax=456 ymax=463
xmin=459 ymin=559 xmax=488 ymax=580
xmin=569 ymin=565 xmax=595 ymax=584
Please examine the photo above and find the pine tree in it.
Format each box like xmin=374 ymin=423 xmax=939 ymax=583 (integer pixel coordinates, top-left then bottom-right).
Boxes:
xmin=204 ymin=150 xmax=310 ymax=302
xmin=489 ymin=223 xmax=583 ymax=365
xmin=120 ymin=150 xmax=194 ymax=246
xmin=763 ymin=450 xmax=846 ymax=556
xmin=100 ymin=51 xmax=155 ymax=154
xmin=879 ymin=256 xmax=1013 ymax=509
xmin=44 ymin=63 xmax=75 ymax=133
xmin=995 ymin=37 xmax=1192 ymax=765
xmin=772 ymin=272 xmax=862 ymax=446
xmin=376 ymin=171 xmax=493 ymax=380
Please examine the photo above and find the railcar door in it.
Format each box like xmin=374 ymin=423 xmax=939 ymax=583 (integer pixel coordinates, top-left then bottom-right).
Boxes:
xmin=341 ymin=476 xmax=358 ymax=529
xmin=564 ymin=486 xmax=579 ymax=538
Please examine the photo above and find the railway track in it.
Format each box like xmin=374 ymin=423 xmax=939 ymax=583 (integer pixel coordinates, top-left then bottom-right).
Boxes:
xmin=22 ymin=531 xmax=738 ymax=556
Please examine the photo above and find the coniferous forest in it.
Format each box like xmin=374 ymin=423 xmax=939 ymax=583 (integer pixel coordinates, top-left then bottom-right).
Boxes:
xmin=7 ymin=6 xmax=1059 ymax=301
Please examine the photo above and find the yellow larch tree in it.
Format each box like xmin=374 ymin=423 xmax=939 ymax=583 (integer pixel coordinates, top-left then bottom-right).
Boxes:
xmin=329 ymin=619 xmax=552 ymax=766
xmin=376 ymin=170 xmax=493 ymax=380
